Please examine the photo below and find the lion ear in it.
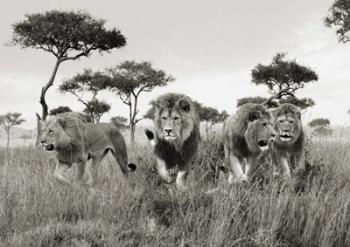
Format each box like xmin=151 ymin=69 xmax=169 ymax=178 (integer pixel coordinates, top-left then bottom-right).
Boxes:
xmin=178 ymin=99 xmax=191 ymax=112
xmin=248 ymin=111 xmax=261 ymax=121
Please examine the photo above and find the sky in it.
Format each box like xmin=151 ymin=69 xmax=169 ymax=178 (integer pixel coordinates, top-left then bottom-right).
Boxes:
xmin=0 ymin=0 xmax=350 ymax=129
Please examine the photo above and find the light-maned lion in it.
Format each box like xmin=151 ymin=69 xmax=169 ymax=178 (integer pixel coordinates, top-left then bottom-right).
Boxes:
xmin=271 ymin=103 xmax=305 ymax=177
xmin=223 ymin=103 xmax=276 ymax=183
xmin=144 ymin=93 xmax=200 ymax=190
xmin=40 ymin=112 xmax=136 ymax=186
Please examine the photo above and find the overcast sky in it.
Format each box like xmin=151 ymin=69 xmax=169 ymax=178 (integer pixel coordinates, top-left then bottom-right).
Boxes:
xmin=1 ymin=0 xmax=350 ymax=129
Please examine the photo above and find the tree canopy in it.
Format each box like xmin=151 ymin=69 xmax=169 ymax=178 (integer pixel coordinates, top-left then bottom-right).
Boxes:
xmin=11 ymin=10 xmax=126 ymax=60
xmin=59 ymin=69 xmax=111 ymax=122
xmin=251 ymin=53 xmax=318 ymax=99
xmin=110 ymin=116 xmax=129 ymax=129
xmin=308 ymin=118 xmax=331 ymax=128
xmin=82 ymin=99 xmax=111 ymax=123
xmin=49 ymin=106 xmax=72 ymax=115
xmin=11 ymin=10 xmax=126 ymax=122
xmin=325 ymin=0 xmax=350 ymax=43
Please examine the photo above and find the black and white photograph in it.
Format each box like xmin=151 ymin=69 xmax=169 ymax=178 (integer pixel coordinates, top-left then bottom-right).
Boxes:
xmin=1 ymin=0 xmax=350 ymax=246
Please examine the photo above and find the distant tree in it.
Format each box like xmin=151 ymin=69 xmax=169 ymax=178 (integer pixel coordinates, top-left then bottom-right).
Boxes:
xmin=107 ymin=61 xmax=175 ymax=144
xmin=308 ymin=118 xmax=332 ymax=137
xmin=236 ymin=96 xmax=279 ymax=108
xmin=49 ymin=106 xmax=72 ymax=115
xmin=0 ymin=113 xmax=25 ymax=148
xmin=59 ymin=69 xmax=111 ymax=122
xmin=251 ymin=53 xmax=318 ymax=110
xmin=111 ymin=116 xmax=129 ymax=129
xmin=82 ymin=99 xmax=111 ymax=123
xmin=325 ymin=0 xmax=350 ymax=44
xmin=20 ymin=133 xmax=32 ymax=145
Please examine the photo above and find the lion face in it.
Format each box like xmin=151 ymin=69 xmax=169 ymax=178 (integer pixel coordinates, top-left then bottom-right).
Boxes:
xmin=153 ymin=93 xmax=199 ymax=146
xmin=274 ymin=114 xmax=301 ymax=144
xmin=273 ymin=103 xmax=302 ymax=145
xmin=245 ymin=118 xmax=276 ymax=152
xmin=158 ymin=109 xmax=182 ymax=141
xmin=39 ymin=117 xmax=73 ymax=151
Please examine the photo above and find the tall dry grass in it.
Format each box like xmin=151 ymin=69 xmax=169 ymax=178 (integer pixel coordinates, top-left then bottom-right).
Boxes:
xmin=0 ymin=134 xmax=350 ymax=247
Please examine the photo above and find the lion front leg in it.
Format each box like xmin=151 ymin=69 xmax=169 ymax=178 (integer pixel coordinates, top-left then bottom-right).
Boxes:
xmin=75 ymin=161 xmax=86 ymax=184
xmin=156 ymin=158 xmax=174 ymax=184
xmin=54 ymin=161 xmax=72 ymax=185
xmin=244 ymin=155 xmax=258 ymax=180
xmin=228 ymin=154 xmax=247 ymax=184
xmin=272 ymin=152 xmax=291 ymax=178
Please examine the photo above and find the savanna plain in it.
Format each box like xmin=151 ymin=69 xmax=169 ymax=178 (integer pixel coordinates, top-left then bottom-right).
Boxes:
xmin=0 ymin=131 xmax=350 ymax=247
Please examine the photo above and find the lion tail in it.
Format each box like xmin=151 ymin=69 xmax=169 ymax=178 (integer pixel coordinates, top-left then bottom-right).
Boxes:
xmin=145 ymin=129 xmax=156 ymax=146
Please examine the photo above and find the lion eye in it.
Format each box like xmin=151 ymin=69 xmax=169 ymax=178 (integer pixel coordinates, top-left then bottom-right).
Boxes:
xmin=262 ymin=122 xmax=267 ymax=127
xmin=48 ymin=129 xmax=53 ymax=134
xmin=289 ymin=120 xmax=294 ymax=124
xmin=162 ymin=116 xmax=167 ymax=120
xmin=279 ymin=120 xmax=284 ymax=123
xmin=173 ymin=116 xmax=179 ymax=121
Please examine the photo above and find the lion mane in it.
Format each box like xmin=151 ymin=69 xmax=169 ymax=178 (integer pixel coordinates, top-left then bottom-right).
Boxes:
xmin=40 ymin=112 xmax=135 ymax=186
xmin=223 ymin=103 xmax=275 ymax=183
xmin=145 ymin=93 xmax=200 ymax=189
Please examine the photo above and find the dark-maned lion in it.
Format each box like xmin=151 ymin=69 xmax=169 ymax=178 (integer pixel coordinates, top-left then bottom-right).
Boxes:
xmin=271 ymin=103 xmax=305 ymax=177
xmin=145 ymin=93 xmax=200 ymax=190
xmin=223 ymin=103 xmax=275 ymax=183
xmin=40 ymin=112 xmax=136 ymax=186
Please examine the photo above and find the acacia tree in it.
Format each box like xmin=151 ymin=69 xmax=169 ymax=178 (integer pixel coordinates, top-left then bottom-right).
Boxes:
xmin=308 ymin=118 xmax=332 ymax=137
xmin=325 ymin=0 xmax=350 ymax=44
xmin=11 ymin=10 xmax=126 ymax=143
xmin=111 ymin=116 xmax=128 ymax=129
xmin=251 ymin=53 xmax=318 ymax=110
xmin=59 ymin=69 xmax=111 ymax=123
xmin=49 ymin=106 xmax=72 ymax=115
xmin=107 ymin=61 xmax=175 ymax=144
xmin=0 ymin=113 xmax=25 ymax=148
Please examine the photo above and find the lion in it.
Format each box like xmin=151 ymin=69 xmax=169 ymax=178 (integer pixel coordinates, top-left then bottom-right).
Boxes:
xmin=39 ymin=112 xmax=136 ymax=186
xmin=271 ymin=103 xmax=305 ymax=177
xmin=223 ymin=103 xmax=276 ymax=183
xmin=144 ymin=93 xmax=200 ymax=190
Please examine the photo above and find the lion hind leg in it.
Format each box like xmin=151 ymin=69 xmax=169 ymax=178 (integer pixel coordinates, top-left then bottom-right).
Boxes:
xmin=54 ymin=162 xmax=72 ymax=185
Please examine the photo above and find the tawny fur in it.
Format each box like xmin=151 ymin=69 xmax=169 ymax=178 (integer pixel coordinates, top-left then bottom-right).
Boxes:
xmin=40 ymin=113 xmax=135 ymax=186
xmin=223 ymin=103 xmax=275 ymax=183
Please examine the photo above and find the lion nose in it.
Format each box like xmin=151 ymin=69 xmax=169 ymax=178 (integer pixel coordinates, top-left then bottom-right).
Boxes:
xmin=164 ymin=129 xmax=172 ymax=134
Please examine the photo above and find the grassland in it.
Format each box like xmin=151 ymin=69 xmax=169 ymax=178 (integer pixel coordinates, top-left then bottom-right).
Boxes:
xmin=0 ymin=134 xmax=350 ymax=247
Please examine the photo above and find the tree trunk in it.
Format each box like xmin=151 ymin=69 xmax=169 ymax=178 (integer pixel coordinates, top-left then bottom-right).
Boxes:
xmin=35 ymin=113 xmax=41 ymax=146
xmin=40 ymin=58 xmax=61 ymax=121
xmin=6 ymin=129 xmax=10 ymax=149
xmin=129 ymin=102 xmax=135 ymax=145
